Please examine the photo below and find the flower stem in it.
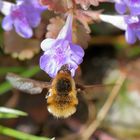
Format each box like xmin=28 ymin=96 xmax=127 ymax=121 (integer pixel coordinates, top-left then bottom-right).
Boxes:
xmin=80 ymin=71 xmax=126 ymax=140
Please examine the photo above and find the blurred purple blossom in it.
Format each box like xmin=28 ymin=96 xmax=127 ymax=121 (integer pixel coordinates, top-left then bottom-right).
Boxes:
xmin=100 ymin=14 xmax=140 ymax=44
xmin=1 ymin=0 xmax=47 ymax=38
xmin=124 ymin=15 xmax=140 ymax=44
xmin=114 ymin=0 xmax=140 ymax=15
xmin=40 ymin=14 xmax=84 ymax=78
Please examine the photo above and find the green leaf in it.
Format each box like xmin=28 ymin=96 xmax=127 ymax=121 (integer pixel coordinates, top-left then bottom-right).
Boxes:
xmin=0 ymin=107 xmax=27 ymax=118
xmin=0 ymin=66 xmax=41 ymax=95
xmin=0 ymin=67 xmax=26 ymax=76
xmin=0 ymin=82 xmax=12 ymax=95
xmin=20 ymin=66 xmax=40 ymax=77
xmin=0 ymin=125 xmax=54 ymax=140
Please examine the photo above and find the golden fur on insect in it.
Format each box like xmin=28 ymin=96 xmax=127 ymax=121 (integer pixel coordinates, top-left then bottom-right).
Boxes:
xmin=47 ymin=70 xmax=78 ymax=118
xmin=6 ymin=65 xmax=108 ymax=118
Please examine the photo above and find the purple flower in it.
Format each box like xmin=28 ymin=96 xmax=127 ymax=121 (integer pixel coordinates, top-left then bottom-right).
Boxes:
xmin=124 ymin=15 xmax=140 ymax=44
xmin=40 ymin=14 xmax=84 ymax=78
xmin=1 ymin=0 xmax=47 ymax=38
xmin=100 ymin=14 xmax=140 ymax=44
xmin=114 ymin=0 xmax=140 ymax=15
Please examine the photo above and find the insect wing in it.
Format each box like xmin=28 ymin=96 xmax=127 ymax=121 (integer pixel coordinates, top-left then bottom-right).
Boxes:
xmin=76 ymin=84 xmax=112 ymax=100
xmin=6 ymin=73 xmax=51 ymax=94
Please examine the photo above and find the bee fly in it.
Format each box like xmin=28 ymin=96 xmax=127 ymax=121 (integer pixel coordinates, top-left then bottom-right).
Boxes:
xmin=6 ymin=65 xmax=109 ymax=118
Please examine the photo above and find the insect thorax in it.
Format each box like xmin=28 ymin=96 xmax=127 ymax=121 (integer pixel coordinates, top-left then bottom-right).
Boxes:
xmin=56 ymin=78 xmax=72 ymax=95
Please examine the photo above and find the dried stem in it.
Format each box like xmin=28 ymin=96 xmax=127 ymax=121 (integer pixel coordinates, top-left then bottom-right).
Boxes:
xmin=80 ymin=71 xmax=126 ymax=140
xmin=5 ymin=89 xmax=20 ymax=108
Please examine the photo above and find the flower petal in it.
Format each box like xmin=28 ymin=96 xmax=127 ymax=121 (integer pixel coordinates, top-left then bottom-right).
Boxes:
xmin=100 ymin=14 xmax=127 ymax=30
xmin=2 ymin=15 xmax=13 ymax=31
xmin=136 ymin=31 xmax=140 ymax=40
xmin=125 ymin=27 xmax=136 ymax=44
xmin=67 ymin=61 xmax=78 ymax=77
xmin=22 ymin=4 xmax=42 ymax=27
xmin=57 ymin=14 xmax=73 ymax=41
xmin=130 ymin=7 xmax=140 ymax=16
xmin=41 ymin=38 xmax=56 ymax=51
xmin=40 ymin=54 xmax=61 ymax=78
xmin=1 ymin=1 xmax=14 ymax=16
xmin=27 ymin=12 xmax=41 ymax=27
xmin=70 ymin=43 xmax=84 ymax=57
xmin=115 ymin=3 xmax=127 ymax=14
xmin=70 ymin=43 xmax=84 ymax=64
xmin=14 ymin=18 xmax=33 ymax=38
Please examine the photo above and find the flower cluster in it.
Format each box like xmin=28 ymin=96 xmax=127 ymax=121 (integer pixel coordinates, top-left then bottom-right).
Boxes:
xmin=0 ymin=0 xmax=139 ymax=78
xmin=115 ymin=0 xmax=140 ymax=44
xmin=100 ymin=0 xmax=140 ymax=44
xmin=114 ymin=0 xmax=140 ymax=15
xmin=40 ymin=14 xmax=84 ymax=78
xmin=1 ymin=0 xmax=47 ymax=38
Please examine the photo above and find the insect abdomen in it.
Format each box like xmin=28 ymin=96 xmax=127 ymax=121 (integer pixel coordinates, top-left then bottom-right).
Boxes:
xmin=47 ymin=93 xmax=78 ymax=118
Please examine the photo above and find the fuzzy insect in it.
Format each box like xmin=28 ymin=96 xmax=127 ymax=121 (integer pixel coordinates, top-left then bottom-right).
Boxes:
xmin=6 ymin=65 xmax=109 ymax=118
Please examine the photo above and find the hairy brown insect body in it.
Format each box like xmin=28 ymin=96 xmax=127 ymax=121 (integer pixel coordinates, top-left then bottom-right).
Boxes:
xmin=47 ymin=69 xmax=78 ymax=118
xmin=6 ymin=65 xmax=110 ymax=118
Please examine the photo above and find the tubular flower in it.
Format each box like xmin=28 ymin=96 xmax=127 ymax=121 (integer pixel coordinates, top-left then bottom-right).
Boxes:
xmin=100 ymin=14 xmax=140 ymax=44
xmin=114 ymin=0 xmax=140 ymax=15
xmin=40 ymin=14 xmax=84 ymax=78
xmin=124 ymin=15 xmax=140 ymax=44
xmin=1 ymin=0 xmax=47 ymax=38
